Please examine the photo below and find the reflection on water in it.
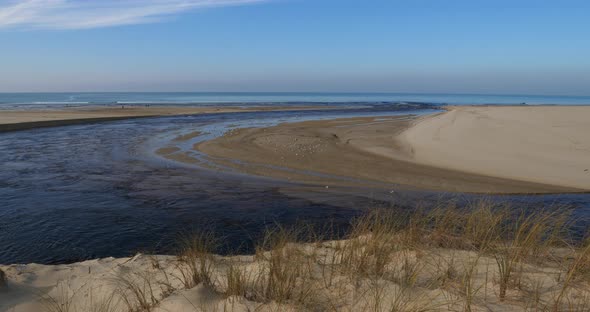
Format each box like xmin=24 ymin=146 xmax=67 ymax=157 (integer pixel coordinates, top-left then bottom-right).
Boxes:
xmin=0 ymin=105 xmax=588 ymax=264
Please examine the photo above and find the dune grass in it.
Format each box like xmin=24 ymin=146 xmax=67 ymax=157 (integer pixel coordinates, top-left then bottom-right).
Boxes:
xmin=176 ymin=230 xmax=218 ymax=289
xmin=39 ymin=282 xmax=77 ymax=312
xmin=32 ymin=200 xmax=589 ymax=312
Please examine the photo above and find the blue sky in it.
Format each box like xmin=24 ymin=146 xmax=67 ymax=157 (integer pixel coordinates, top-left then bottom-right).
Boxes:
xmin=0 ymin=0 xmax=589 ymax=94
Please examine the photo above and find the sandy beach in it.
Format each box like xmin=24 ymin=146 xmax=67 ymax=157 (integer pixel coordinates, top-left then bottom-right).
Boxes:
xmin=399 ymin=106 xmax=590 ymax=190
xmin=0 ymin=105 xmax=328 ymax=132
xmin=185 ymin=106 xmax=590 ymax=193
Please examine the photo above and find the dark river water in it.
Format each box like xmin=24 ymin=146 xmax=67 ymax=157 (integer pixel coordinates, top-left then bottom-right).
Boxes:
xmin=1 ymin=104 xmax=589 ymax=264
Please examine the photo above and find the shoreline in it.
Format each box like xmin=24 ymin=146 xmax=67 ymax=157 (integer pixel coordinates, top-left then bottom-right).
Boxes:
xmin=0 ymin=105 xmax=334 ymax=133
xmin=155 ymin=105 xmax=590 ymax=194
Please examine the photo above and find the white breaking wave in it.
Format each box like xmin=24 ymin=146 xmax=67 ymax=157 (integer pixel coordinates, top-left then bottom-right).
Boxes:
xmin=32 ymin=101 xmax=90 ymax=104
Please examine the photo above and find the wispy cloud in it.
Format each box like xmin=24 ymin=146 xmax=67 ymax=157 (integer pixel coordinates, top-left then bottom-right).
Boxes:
xmin=0 ymin=0 xmax=267 ymax=29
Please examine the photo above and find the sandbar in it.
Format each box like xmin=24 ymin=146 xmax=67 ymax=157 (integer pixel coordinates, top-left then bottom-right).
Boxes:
xmin=186 ymin=106 xmax=589 ymax=193
xmin=0 ymin=105 xmax=329 ymax=132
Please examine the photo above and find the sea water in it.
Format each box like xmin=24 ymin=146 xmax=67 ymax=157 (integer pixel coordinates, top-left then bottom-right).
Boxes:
xmin=0 ymin=92 xmax=589 ymax=109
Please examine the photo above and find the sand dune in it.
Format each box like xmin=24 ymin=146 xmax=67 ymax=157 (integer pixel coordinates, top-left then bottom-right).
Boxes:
xmin=2 ymin=236 xmax=587 ymax=312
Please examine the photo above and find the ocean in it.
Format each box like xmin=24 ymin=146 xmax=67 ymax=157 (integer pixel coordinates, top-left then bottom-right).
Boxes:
xmin=0 ymin=92 xmax=589 ymax=109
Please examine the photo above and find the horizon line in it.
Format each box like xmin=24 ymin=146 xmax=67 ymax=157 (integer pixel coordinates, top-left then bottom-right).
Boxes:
xmin=0 ymin=91 xmax=590 ymax=98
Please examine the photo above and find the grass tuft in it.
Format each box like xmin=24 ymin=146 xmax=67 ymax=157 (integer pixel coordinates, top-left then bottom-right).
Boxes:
xmin=176 ymin=230 xmax=218 ymax=289
xmin=116 ymin=271 xmax=160 ymax=312
xmin=253 ymin=226 xmax=316 ymax=304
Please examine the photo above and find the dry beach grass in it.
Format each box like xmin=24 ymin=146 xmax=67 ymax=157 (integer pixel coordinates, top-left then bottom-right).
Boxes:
xmin=1 ymin=200 xmax=589 ymax=312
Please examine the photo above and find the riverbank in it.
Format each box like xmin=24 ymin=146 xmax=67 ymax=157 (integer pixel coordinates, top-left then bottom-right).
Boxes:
xmin=185 ymin=106 xmax=589 ymax=193
xmin=0 ymin=105 xmax=330 ymax=132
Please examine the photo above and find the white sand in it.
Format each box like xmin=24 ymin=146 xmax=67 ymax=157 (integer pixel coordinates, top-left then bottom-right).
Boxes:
xmin=1 ymin=241 xmax=583 ymax=312
xmin=398 ymin=106 xmax=590 ymax=190
xmin=0 ymin=254 xmax=279 ymax=312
